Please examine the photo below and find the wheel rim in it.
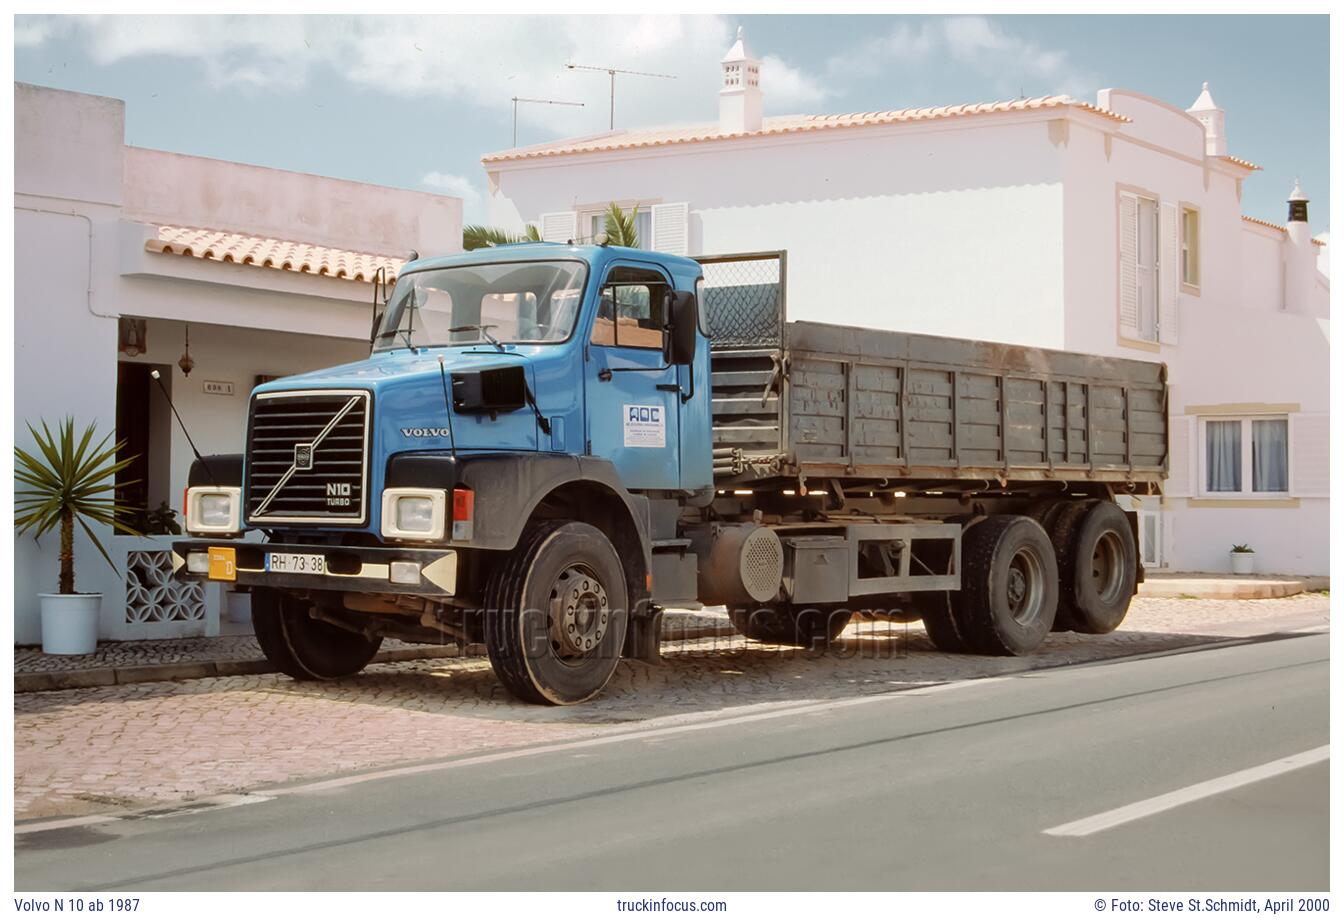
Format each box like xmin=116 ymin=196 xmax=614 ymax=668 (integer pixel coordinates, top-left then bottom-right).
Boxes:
xmin=1006 ymin=546 xmax=1046 ymax=626
xmin=1090 ymin=531 xmax=1127 ymax=605
xmin=547 ymin=564 xmax=610 ymax=663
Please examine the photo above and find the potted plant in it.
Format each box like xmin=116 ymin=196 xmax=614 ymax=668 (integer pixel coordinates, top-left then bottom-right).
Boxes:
xmin=14 ymin=418 xmax=139 ymax=655
xmin=1230 ymin=543 xmax=1256 ymax=575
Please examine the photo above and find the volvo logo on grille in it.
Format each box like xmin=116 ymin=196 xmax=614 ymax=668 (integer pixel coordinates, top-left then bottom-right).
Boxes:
xmin=294 ymin=443 xmax=314 ymax=471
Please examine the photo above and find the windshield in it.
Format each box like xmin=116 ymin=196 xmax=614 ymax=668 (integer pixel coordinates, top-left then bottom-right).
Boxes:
xmin=375 ymin=260 xmax=588 ymax=350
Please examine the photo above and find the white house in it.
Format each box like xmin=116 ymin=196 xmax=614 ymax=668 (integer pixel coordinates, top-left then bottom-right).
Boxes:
xmin=482 ymin=29 xmax=1329 ymax=577
xmin=14 ymin=82 xmax=463 ymax=645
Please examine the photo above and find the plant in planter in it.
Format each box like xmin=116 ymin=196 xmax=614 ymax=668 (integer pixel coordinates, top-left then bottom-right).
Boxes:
xmin=14 ymin=418 xmax=140 ymax=654
xmin=1230 ymin=543 xmax=1256 ymax=575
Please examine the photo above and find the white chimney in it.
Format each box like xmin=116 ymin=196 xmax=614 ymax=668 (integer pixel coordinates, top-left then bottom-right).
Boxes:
xmin=1186 ymin=81 xmax=1227 ymax=156
xmin=719 ymin=26 xmax=762 ymax=135
xmin=1284 ymin=179 xmax=1316 ymax=313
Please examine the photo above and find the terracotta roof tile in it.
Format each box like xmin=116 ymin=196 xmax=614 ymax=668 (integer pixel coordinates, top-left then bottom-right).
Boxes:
xmin=482 ymin=95 xmax=1130 ymax=164
xmin=1242 ymin=215 xmax=1326 ymax=246
xmin=1218 ymin=154 xmax=1262 ymax=171
xmin=145 ymin=226 xmax=404 ymax=283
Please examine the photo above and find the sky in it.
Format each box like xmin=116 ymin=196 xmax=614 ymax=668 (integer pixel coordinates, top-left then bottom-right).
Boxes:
xmin=14 ymin=14 xmax=1330 ymax=231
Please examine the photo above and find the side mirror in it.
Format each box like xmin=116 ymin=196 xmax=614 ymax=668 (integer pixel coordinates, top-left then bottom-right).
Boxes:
xmin=666 ymin=290 xmax=699 ymax=365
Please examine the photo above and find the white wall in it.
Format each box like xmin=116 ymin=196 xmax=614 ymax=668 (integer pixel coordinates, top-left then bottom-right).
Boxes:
xmin=13 ymin=82 xmax=465 ymax=643
xmin=124 ymin=147 xmax=462 ymax=259
xmin=489 ymin=88 xmax=1329 ymax=575
xmin=491 ymin=117 xmax=1070 ymax=347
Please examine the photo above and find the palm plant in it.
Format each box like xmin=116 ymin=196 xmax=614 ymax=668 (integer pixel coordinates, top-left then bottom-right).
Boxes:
xmin=14 ymin=418 xmax=141 ymax=594
xmin=603 ymin=203 xmax=640 ymax=247
xmin=462 ymin=223 xmax=542 ymax=251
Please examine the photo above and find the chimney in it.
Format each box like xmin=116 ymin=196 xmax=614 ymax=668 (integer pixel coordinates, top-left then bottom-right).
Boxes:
xmin=1284 ymin=179 xmax=1316 ymax=313
xmin=1186 ymin=81 xmax=1227 ymax=156
xmin=719 ymin=26 xmax=762 ymax=135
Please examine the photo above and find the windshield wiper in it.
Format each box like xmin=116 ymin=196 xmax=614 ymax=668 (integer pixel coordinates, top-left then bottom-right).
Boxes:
xmin=449 ymin=324 xmax=505 ymax=352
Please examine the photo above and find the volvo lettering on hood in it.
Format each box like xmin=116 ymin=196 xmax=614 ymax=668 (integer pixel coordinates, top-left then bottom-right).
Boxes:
xmin=401 ymin=427 xmax=454 ymax=438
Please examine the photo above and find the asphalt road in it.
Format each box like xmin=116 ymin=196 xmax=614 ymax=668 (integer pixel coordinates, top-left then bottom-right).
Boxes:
xmin=16 ymin=631 xmax=1329 ymax=891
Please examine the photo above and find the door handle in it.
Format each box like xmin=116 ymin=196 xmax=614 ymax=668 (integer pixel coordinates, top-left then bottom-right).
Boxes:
xmin=655 ymin=383 xmax=681 ymax=392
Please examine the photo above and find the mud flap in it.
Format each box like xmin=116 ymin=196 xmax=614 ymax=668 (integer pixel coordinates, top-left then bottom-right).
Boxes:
xmin=624 ymin=608 xmax=664 ymax=664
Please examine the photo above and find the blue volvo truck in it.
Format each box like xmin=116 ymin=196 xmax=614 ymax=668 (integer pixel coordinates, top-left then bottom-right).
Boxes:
xmin=173 ymin=244 xmax=1167 ymax=704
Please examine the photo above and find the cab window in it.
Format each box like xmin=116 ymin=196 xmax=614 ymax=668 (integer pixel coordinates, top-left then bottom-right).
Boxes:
xmin=591 ymin=266 xmax=667 ymax=350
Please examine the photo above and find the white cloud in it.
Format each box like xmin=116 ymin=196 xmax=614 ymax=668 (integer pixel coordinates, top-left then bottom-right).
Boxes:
xmin=830 ymin=15 xmax=1097 ymax=102
xmin=421 ymin=171 xmax=481 ymax=203
xmin=19 ymin=15 xmax=830 ymax=140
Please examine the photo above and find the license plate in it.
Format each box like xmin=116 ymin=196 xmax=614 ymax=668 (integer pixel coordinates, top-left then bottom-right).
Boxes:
xmin=265 ymin=552 xmax=326 ymax=575
xmin=207 ymin=547 xmax=236 ymax=582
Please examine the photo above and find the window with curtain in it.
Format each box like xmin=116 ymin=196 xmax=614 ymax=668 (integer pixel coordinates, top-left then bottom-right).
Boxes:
xmin=1202 ymin=417 xmax=1290 ymax=496
xmin=1252 ymin=419 xmax=1289 ymax=492
xmin=1205 ymin=420 xmax=1241 ymax=492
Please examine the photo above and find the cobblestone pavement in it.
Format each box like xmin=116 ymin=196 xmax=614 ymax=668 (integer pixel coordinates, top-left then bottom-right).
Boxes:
xmin=14 ymin=611 xmax=729 ymax=675
xmin=13 ymin=595 xmax=1328 ymax=821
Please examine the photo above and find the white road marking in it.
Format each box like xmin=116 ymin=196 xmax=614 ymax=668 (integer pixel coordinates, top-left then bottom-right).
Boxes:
xmin=15 ymin=793 xmax=274 ymax=835
xmin=1043 ymin=745 xmax=1329 ymax=837
xmin=14 ymin=814 xmax=124 ymax=835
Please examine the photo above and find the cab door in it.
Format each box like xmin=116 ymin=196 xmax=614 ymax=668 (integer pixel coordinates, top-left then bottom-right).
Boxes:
xmin=584 ymin=262 xmax=681 ymax=490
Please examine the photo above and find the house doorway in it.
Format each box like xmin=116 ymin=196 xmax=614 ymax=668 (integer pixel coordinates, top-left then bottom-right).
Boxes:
xmin=116 ymin=361 xmax=175 ymax=527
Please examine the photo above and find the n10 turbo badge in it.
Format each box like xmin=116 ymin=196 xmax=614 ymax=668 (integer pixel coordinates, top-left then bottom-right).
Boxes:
xmin=623 ymin=405 xmax=665 ymax=448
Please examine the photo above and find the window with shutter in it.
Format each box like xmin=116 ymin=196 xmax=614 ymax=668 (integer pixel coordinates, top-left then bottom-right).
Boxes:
xmin=651 ymin=202 xmax=690 ymax=256
xmin=539 ymin=211 xmax=577 ymax=244
xmin=1118 ymin=193 xmax=1140 ymax=340
xmin=1289 ymin=412 xmax=1329 ymax=497
xmin=1165 ymin=415 xmax=1193 ymax=497
xmin=1158 ymin=201 xmax=1180 ymax=344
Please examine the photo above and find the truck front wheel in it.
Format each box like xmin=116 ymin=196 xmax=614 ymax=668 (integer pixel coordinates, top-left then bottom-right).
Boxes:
xmin=728 ymin=604 xmax=852 ymax=649
xmin=251 ymin=588 xmax=383 ymax=680
xmin=484 ymin=520 xmax=629 ymax=705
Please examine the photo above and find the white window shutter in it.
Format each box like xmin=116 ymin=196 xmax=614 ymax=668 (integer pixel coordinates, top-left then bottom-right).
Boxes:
xmin=1118 ymin=193 xmax=1140 ymax=340
xmin=1289 ymin=412 xmax=1329 ymax=497
xmin=651 ymin=202 xmax=689 ymax=256
xmin=1158 ymin=201 xmax=1180 ymax=344
xmin=1165 ymin=415 xmax=1193 ymax=497
xmin=539 ymin=211 xmax=577 ymax=243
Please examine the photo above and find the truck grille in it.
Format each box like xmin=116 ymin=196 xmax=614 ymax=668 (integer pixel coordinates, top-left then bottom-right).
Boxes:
xmin=244 ymin=390 xmax=371 ymax=525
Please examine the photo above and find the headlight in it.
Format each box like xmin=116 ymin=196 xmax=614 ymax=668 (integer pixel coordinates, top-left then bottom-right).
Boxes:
xmin=380 ymin=489 xmax=446 ymax=541
xmin=396 ymin=496 xmax=435 ymax=532
xmin=185 ymin=486 xmax=242 ymax=535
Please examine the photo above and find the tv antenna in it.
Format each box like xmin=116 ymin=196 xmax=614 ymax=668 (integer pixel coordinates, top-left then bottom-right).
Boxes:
xmin=564 ymin=62 xmax=676 ymax=130
xmin=511 ymin=96 xmax=585 ymax=147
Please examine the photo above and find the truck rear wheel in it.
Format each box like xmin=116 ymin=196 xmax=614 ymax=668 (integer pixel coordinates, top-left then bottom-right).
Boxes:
xmin=1057 ymin=502 xmax=1137 ymax=634
xmin=1046 ymin=501 xmax=1093 ymax=632
xmin=484 ymin=520 xmax=629 ymax=705
xmin=251 ymin=588 xmax=383 ymax=680
xmin=908 ymin=591 xmax=971 ymax=653
xmin=955 ymin=515 xmax=1059 ymax=656
xmin=728 ymin=604 xmax=852 ymax=649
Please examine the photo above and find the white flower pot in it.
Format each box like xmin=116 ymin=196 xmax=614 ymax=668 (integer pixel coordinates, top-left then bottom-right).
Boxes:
xmin=38 ymin=593 xmax=102 ymax=655
xmin=1230 ymin=552 xmax=1256 ymax=575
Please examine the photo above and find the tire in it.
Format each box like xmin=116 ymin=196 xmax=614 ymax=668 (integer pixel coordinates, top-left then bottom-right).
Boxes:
xmin=251 ymin=588 xmax=383 ymax=680
xmin=1058 ymin=502 xmax=1137 ymax=635
xmin=908 ymin=590 xmax=971 ymax=653
xmin=728 ymin=604 xmax=852 ymax=648
xmin=484 ymin=520 xmax=629 ymax=705
xmin=1046 ymin=501 xmax=1093 ymax=632
xmin=954 ymin=515 xmax=1059 ymax=656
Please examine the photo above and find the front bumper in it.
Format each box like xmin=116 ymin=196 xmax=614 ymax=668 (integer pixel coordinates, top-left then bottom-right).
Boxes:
xmin=171 ymin=540 xmax=458 ymax=597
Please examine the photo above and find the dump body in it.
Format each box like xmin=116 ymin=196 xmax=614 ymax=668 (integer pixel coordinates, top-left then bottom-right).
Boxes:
xmin=710 ymin=320 xmax=1167 ymax=490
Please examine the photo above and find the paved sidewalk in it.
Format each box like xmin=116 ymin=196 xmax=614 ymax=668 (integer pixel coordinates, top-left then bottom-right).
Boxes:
xmin=14 ymin=610 xmax=737 ymax=693
xmin=13 ymin=594 xmax=1327 ymax=822
xmin=1139 ymin=572 xmax=1329 ymax=600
